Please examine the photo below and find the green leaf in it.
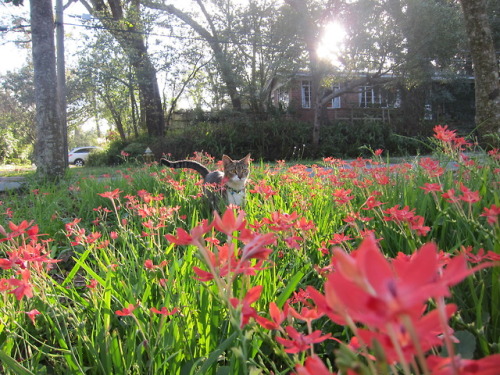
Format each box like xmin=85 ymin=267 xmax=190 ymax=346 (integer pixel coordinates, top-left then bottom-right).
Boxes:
xmin=196 ymin=331 xmax=238 ymax=374
xmin=0 ymin=349 xmax=35 ymax=375
xmin=454 ymin=330 xmax=476 ymax=359
xmin=276 ymin=270 xmax=304 ymax=308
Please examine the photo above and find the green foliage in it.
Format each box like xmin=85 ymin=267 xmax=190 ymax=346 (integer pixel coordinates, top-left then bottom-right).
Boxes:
xmin=86 ymin=149 xmax=111 ymax=167
xmin=318 ymin=120 xmax=424 ymax=157
xmin=155 ymin=114 xmax=310 ymax=160
xmin=4 ymin=0 xmax=24 ymax=6
xmin=0 ymin=68 xmax=36 ymax=164
xmin=153 ymin=113 xmax=429 ymax=161
xmin=87 ymin=136 xmax=158 ymax=167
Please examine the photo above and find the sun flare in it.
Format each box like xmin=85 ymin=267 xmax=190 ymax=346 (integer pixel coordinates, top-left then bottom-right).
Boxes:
xmin=317 ymin=22 xmax=347 ymax=65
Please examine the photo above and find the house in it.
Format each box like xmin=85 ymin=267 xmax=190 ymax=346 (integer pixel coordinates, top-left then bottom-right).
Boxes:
xmin=272 ymin=72 xmax=475 ymax=130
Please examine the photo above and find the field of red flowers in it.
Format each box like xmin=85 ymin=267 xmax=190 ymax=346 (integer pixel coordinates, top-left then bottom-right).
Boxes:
xmin=0 ymin=126 xmax=499 ymax=374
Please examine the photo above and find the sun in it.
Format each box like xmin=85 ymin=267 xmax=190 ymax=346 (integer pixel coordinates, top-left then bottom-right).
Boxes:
xmin=317 ymin=22 xmax=347 ymax=65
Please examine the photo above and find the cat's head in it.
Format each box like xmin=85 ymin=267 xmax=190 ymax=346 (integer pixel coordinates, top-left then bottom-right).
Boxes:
xmin=222 ymin=154 xmax=251 ymax=183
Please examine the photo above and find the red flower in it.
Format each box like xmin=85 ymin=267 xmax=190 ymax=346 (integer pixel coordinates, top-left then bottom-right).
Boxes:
xmin=458 ymin=183 xmax=480 ymax=204
xmin=408 ymin=215 xmax=430 ymax=236
xmin=295 ymin=217 xmax=316 ymax=232
xmin=293 ymin=355 xmax=336 ymax=375
xmin=262 ymin=211 xmax=299 ymax=231
xmin=115 ymin=303 xmax=137 ymax=316
xmin=0 ymin=278 xmax=11 ymax=291
xmin=361 ymin=195 xmax=386 ymax=210
xmin=98 ymin=188 xmax=122 ymax=200
xmin=8 ymin=269 xmax=33 ymax=300
xmin=165 ymin=227 xmax=195 ymax=246
xmin=329 ymin=233 xmax=352 ymax=245
xmin=427 ymin=354 xmax=500 ymax=375
xmin=240 ymin=232 xmax=275 ymax=263
xmin=433 ymin=125 xmax=472 ymax=151
xmin=192 ymin=266 xmax=215 ymax=282
xmin=313 ymin=237 xmax=451 ymax=328
xmin=332 ymin=188 xmax=354 ymax=205
xmin=213 ymin=208 xmax=246 ymax=236
xmin=419 ymin=157 xmax=445 ymax=177
xmin=230 ymin=285 xmax=262 ymax=328
xmin=275 ymin=326 xmax=331 ymax=354
xmin=461 ymin=247 xmax=500 ymax=264
xmin=256 ymin=302 xmax=287 ymax=330
xmin=356 ymin=304 xmax=457 ymax=364
xmin=249 ymin=179 xmax=277 ymax=199
xmin=288 ymin=305 xmax=323 ymax=324
xmin=480 ymin=204 xmax=500 ymax=225
xmin=86 ymin=279 xmax=98 ymax=289
xmin=442 ymin=188 xmax=460 ymax=204
xmin=25 ymin=309 xmax=41 ymax=324
xmin=434 ymin=125 xmax=457 ymax=143
xmin=144 ymin=259 xmax=168 ymax=270
xmin=420 ymin=182 xmax=442 ymax=193
xmin=383 ymin=205 xmax=415 ymax=223
xmin=150 ymin=307 xmax=180 ymax=316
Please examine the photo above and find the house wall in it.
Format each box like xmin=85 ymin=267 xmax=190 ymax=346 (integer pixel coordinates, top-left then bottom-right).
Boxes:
xmin=274 ymin=78 xmax=397 ymax=124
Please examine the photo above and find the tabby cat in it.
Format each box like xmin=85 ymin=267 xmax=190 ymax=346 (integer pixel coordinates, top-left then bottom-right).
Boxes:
xmin=160 ymin=154 xmax=251 ymax=210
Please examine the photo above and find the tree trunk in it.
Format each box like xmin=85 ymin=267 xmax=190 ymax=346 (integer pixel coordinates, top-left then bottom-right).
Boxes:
xmin=129 ymin=43 xmax=165 ymax=137
xmin=55 ymin=0 xmax=68 ymax=166
xmin=459 ymin=0 xmax=500 ymax=143
xmin=80 ymin=0 xmax=166 ymax=137
xmin=311 ymin=74 xmax=322 ymax=148
xmin=30 ymin=0 xmax=66 ymax=180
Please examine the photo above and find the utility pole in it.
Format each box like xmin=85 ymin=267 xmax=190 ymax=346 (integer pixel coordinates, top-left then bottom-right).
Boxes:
xmin=55 ymin=0 xmax=68 ymax=166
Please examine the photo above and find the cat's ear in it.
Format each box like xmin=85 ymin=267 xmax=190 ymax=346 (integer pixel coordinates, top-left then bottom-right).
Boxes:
xmin=222 ymin=155 xmax=233 ymax=166
xmin=241 ymin=153 xmax=251 ymax=163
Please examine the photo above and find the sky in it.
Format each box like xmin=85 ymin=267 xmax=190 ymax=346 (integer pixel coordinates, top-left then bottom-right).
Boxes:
xmin=0 ymin=0 xmax=344 ymax=75
xmin=0 ymin=1 xmax=93 ymax=74
xmin=0 ymin=3 xmax=31 ymax=73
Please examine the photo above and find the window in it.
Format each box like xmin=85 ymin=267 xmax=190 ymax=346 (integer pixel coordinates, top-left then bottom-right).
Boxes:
xmin=329 ymin=84 xmax=341 ymax=109
xmin=277 ymin=87 xmax=289 ymax=110
xmin=301 ymin=80 xmax=311 ymax=108
xmin=359 ymin=86 xmax=382 ymax=108
xmin=359 ymin=86 xmax=402 ymax=108
xmin=424 ymin=104 xmax=432 ymax=120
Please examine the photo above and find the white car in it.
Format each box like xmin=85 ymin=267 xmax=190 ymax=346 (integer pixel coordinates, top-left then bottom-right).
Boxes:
xmin=68 ymin=146 xmax=101 ymax=166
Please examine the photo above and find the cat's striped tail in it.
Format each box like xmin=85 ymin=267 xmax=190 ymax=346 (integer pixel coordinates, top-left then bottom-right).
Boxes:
xmin=160 ymin=158 xmax=210 ymax=178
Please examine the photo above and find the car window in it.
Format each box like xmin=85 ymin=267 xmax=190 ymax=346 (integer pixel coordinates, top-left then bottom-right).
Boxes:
xmin=77 ymin=148 xmax=92 ymax=153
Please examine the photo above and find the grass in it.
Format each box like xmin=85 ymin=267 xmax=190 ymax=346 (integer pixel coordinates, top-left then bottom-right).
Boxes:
xmin=0 ymin=132 xmax=499 ymax=374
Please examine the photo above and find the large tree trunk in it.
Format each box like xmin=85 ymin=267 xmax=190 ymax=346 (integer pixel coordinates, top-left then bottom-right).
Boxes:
xmin=80 ymin=0 xmax=166 ymax=137
xmin=125 ymin=37 xmax=165 ymax=137
xmin=459 ymin=0 xmax=500 ymax=143
xmin=30 ymin=0 xmax=66 ymax=180
xmin=311 ymin=73 xmax=323 ymax=148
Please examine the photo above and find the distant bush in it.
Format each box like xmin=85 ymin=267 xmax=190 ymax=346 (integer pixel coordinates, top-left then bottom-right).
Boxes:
xmin=86 ymin=135 xmax=163 ymax=167
xmin=86 ymin=149 xmax=110 ymax=167
xmin=152 ymin=113 xmax=431 ymax=161
xmin=153 ymin=115 xmax=312 ymax=161
xmin=90 ymin=112 xmax=434 ymax=165
xmin=319 ymin=120 xmax=431 ymax=157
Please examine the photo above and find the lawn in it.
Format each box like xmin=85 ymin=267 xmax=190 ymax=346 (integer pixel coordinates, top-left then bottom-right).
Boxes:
xmin=0 ymin=127 xmax=499 ymax=374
